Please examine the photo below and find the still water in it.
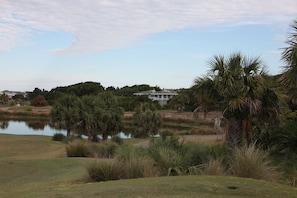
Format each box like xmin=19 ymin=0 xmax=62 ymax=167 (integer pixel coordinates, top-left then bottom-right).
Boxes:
xmin=0 ymin=120 xmax=131 ymax=138
xmin=0 ymin=120 xmax=66 ymax=136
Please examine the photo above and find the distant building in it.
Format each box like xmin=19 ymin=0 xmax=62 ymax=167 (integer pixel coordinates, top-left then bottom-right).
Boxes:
xmin=133 ymin=89 xmax=178 ymax=106
xmin=0 ymin=90 xmax=26 ymax=98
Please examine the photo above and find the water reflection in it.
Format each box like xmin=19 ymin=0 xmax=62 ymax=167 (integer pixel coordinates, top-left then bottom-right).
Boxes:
xmin=0 ymin=119 xmax=131 ymax=138
xmin=0 ymin=121 xmax=9 ymax=129
xmin=0 ymin=120 xmax=66 ymax=136
xmin=26 ymin=121 xmax=47 ymax=130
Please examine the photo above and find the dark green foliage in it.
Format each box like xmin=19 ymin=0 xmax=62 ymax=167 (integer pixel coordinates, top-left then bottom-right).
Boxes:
xmin=52 ymin=133 xmax=66 ymax=142
xmin=269 ymin=121 xmax=297 ymax=160
xmin=50 ymin=82 xmax=104 ymax=97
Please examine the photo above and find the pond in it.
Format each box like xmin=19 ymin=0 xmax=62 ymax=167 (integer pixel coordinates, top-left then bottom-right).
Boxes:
xmin=0 ymin=120 xmax=131 ymax=138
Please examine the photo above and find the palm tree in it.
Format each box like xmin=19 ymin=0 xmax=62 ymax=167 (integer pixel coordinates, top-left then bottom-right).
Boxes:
xmin=97 ymin=92 xmax=124 ymax=141
xmin=133 ymin=103 xmax=162 ymax=138
xmin=51 ymin=95 xmax=81 ymax=136
xmin=280 ymin=19 xmax=297 ymax=104
xmin=78 ymin=93 xmax=124 ymax=141
xmin=78 ymin=95 xmax=102 ymax=142
xmin=194 ymin=52 xmax=280 ymax=147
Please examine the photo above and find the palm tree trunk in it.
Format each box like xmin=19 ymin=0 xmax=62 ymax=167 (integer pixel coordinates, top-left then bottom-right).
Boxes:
xmin=242 ymin=119 xmax=252 ymax=144
xmin=226 ymin=117 xmax=243 ymax=148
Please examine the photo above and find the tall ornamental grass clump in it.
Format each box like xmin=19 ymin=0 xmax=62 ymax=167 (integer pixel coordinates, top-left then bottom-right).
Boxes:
xmin=229 ymin=144 xmax=279 ymax=182
xmin=199 ymin=157 xmax=226 ymax=175
xmin=66 ymin=140 xmax=90 ymax=157
xmin=86 ymin=159 xmax=123 ymax=182
xmin=115 ymin=145 xmax=160 ymax=178
xmin=122 ymin=157 xmax=160 ymax=179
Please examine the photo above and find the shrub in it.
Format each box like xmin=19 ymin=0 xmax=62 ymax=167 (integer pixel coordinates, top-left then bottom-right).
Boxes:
xmin=148 ymin=146 xmax=191 ymax=176
xmin=111 ymin=135 xmax=124 ymax=145
xmin=229 ymin=144 xmax=279 ymax=182
xmin=86 ymin=159 xmax=123 ymax=182
xmin=52 ymin=133 xmax=66 ymax=142
xmin=66 ymin=140 xmax=90 ymax=157
xmin=183 ymin=143 xmax=210 ymax=166
xmin=90 ymin=142 xmax=118 ymax=158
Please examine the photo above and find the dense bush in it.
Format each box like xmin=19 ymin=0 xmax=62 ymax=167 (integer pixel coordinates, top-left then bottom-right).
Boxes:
xmin=52 ymin=133 xmax=66 ymax=142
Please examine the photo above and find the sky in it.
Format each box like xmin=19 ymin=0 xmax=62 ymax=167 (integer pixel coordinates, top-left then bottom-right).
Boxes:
xmin=1 ymin=0 xmax=297 ymax=92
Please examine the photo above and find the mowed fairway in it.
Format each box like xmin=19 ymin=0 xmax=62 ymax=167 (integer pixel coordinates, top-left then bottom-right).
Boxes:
xmin=1 ymin=134 xmax=297 ymax=198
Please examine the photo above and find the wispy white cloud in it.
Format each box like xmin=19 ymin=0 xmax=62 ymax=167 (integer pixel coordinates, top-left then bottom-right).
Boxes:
xmin=1 ymin=0 xmax=297 ymax=54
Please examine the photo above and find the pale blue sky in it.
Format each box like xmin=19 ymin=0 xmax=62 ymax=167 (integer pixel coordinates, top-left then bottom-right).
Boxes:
xmin=1 ymin=0 xmax=297 ymax=91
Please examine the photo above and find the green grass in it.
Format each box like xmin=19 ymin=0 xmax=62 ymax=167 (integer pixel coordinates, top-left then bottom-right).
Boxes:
xmin=0 ymin=134 xmax=297 ymax=198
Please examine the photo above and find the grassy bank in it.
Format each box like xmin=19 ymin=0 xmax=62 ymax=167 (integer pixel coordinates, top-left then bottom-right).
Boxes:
xmin=0 ymin=134 xmax=297 ymax=197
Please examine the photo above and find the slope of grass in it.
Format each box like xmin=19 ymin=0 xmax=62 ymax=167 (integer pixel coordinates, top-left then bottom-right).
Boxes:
xmin=4 ymin=175 xmax=297 ymax=198
xmin=0 ymin=134 xmax=297 ymax=198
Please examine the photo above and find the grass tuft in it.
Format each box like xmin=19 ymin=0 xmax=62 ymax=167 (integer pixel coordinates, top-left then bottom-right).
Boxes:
xmin=66 ymin=140 xmax=90 ymax=157
xmin=229 ymin=144 xmax=280 ymax=182
xmin=86 ymin=159 xmax=123 ymax=182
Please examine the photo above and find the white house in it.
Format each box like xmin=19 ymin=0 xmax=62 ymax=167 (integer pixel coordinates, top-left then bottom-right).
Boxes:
xmin=133 ymin=89 xmax=178 ymax=106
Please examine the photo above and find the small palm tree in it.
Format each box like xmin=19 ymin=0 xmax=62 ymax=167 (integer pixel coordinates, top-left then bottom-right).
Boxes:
xmin=78 ymin=93 xmax=124 ymax=141
xmin=194 ymin=52 xmax=280 ymax=147
xmin=280 ymin=19 xmax=297 ymax=104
